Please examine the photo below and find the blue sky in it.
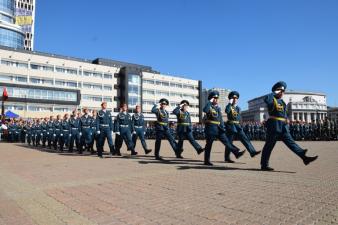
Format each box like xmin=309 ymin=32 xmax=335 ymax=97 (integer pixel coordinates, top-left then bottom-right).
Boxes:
xmin=35 ymin=0 xmax=338 ymax=109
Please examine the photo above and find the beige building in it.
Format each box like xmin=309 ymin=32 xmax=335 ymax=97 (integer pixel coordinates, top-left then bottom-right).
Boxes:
xmin=0 ymin=46 xmax=202 ymax=122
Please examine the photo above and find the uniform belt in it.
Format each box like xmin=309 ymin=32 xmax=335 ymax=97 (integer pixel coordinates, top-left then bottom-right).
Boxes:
xmin=82 ymin=126 xmax=90 ymax=128
xmin=228 ymin=120 xmax=240 ymax=124
xmin=206 ymin=120 xmax=221 ymax=125
xmin=63 ymin=130 xmax=69 ymax=131
xmin=71 ymin=128 xmax=78 ymax=130
xmin=120 ymin=125 xmax=129 ymax=128
xmin=178 ymin=123 xmax=190 ymax=126
xmin=134 ymin=126 xmax=143 ymax=128
xmin=157 ymin=122 xmax=168 ymax=126
xmin=55 ymin=129 xmax=60 ymax=130
xmin=100 ymin=124 xmax=109 ymax=127
xmin=269 ymin=116 xmax=287 ymax=122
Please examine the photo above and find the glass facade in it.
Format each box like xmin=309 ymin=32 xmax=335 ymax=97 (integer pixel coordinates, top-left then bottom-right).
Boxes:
xmin=0 ymin=0 xmax=14 ymax=15
xmin=128 ymin=74 xmax=141 ymax=108
xmin=0 ymin=27 xmax=24 ymax=48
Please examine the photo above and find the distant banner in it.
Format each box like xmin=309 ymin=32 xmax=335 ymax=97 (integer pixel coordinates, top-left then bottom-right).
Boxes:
xmin=15 ymin=16 xmax=33 ymax=26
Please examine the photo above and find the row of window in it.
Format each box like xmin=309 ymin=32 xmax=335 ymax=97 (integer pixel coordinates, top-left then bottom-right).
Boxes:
xmin=82 ymin=95 xmax=113 ymax=103
xmin=143 ymin=89 xmax=198 ymax=99
xmin=0 ymin=73 xmax=112 ymax=90
xmin=0 ymin=86 xmax=77 ymax=102
xmin=142 ymin=100 xmax=199 ymax=109
xmin=0 ymin=28 xmax=24 ymax=49
xmin=143 ymin=79 xmax=198 ymax=90
xmin=0 ymin=59 xmax=114 ymax=79
xmin=5 ymin=104 xmax=75 ymax=113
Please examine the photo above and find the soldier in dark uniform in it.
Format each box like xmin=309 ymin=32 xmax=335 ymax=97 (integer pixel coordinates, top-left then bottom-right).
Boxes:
xmin=260 ymin=81 xmax=318 ymax=171
xmin=19 ymin=120 xmax=26 ymax=143
xmin=41 ymin=117 xmax=48 ymax=147
xmin=69 ymin=111 xmax=81 ymax=153
xmin=79 ymin=108 xmax=94 ymax=154
xmin=203 ymin=91 xmax=244 ymax=166
xmin=151 ymin=98 xmax=179 ymax=160
xmin=224 ymin=91 xmax=261 ymax=163
xmin=114 ymin=103 xmax=138 ymax=156
xmin=132 ymin=105 xmax=152 ymax=155
xmin=173 ymin=100 xmax=204 ymax=157
xmin=60 ymin=114 xmax=70 ymax=152
xmin=47 ymin=116 xmax=54 ymax=149
xmin=35 ymin=119 xmax=42 ymax=147
xmin=89 ymin=110 xmax=98 ymax=154
xmin=96 ymin=102 xmax=115 ymax=158
xmin=31 ymin=120 xmax=36 ymax=146
xmin=26 ymin=121 xmax=32 ymax=146
xmin=53 ymin=115 xmax=62 ymax=150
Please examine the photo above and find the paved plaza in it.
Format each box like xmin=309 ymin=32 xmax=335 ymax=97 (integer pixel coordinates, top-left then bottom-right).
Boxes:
xmin=0 ymin=141 xmax=337 ymax=225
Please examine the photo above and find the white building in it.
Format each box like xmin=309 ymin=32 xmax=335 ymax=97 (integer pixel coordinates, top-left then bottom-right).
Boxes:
xmin=0 ymin=46 xmax=202 ymax=122
xmin=242 ymin=91 xmax=327 ymax=123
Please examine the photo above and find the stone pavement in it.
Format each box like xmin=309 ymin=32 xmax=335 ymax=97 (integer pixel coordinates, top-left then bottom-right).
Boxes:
xmin=0 ymin=141 xmax=337 ymax=225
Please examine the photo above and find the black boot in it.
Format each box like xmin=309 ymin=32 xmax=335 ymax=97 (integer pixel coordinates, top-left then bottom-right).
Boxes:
xmin=303 ymin=155 xmax=318 ymax=165
xmin=261 ymin=166 xmax=274 ymax=171
xmin=145 ymin=149 xmax=152 ymax=155
xmin=250 ymin=150 xmax=261 ymax=158
xmin=235 ymin=150 xmax=245 ymax=159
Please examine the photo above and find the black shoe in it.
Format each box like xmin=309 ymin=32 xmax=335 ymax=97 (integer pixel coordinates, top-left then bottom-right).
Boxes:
xmin=116 ymin=152 xmax=122 ymax=156
xmin=224 ymin=158 xmax=235 ymax=163
xmin=176 ymin=153 xmax=184 ymax=159
xmin=98 ymin=155 xmax=103 ymax=158
xmin=235 ymin=150 xmax=245 ymax=159
xmin=131 ymin=151 xmax=138 ymax=156
xmin=145 ymin=149 xmax=152 ymax=155
xmin=250 ymin=150 xmax=261 ymax=158
xmin=197 ymin=148 xmax=204 ymax=155
xmin=303 ymin=155 xmax=318 ymax=165
xmin=261 ymin=166 xmax=274 ymax=171
xmin=155 ymin=156 xmax=164 ymax=160
xmin=204 ymin=161 xmax=213 ymax=166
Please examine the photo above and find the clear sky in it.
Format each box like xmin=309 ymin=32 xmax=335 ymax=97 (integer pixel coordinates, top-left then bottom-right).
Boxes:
xmin=35 ymin=0 xmax=338 ymax=109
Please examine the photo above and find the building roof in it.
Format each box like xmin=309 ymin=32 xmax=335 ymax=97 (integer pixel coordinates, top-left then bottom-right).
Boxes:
xmin=248 ymin=90 xmax=326 ymax=103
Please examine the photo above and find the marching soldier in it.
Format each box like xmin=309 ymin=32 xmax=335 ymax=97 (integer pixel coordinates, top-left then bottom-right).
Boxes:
xmin=224 ymin=91 xmax=261 ymax=163
xmin=132 ymin=105 xmax=152 ymax=155
xmin=35 ymin=119 xmax=42 ymax=147
xmin=79 ymin=108 xmax=94 ymax=154
xmin=53 ymin=115 xmax=62 ymax=150
xmin=173 ymin=100 xmax=204 ymax=157
xmin=26 ymin=121 xmax=32 ymax=146
xmin=260 ymin=81 xmax=318 ymax=171
xmin=151 ymin=98 xmax=179 ymax=160
xmin=69 ymin=111 xmax=81 ymax=153
xmin=203 ymin=91 xmax=244 ymax=166
xmin=114 ymin=103 xmax=138 ymax=156
xmin=60 ymin=114 xmax=70 ymax=152
xmin=96 ymin=102 xmax=115 ymax=158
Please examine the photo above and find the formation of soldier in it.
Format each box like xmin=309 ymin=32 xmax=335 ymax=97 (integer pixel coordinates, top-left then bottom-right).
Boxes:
xmin=0 ymin=81 xmax=332 ymax=170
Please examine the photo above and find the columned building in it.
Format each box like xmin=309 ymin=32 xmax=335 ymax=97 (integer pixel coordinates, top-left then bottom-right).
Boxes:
xmin=0 ymin=46 xmax=202 ymax=122
xmin=242 ymin=91 xmax=327 ymax=123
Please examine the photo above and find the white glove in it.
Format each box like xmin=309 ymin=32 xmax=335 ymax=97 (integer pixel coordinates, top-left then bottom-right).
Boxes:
xmin=229 ymin=99 xmax=234 ymax=104
xmin=97 ymin=131 xmax=101 ymax=135
xmin=133 ymin=131 xmax=137 ymax=134
xmin=274 ymin=90 xmax=281 ymax=95
xmin=116 ymin=132 xmax=120 ymax=136
xmin=53 ymin=134 xmax=56 ymax=137
xmin=79 ymin=132 xmax=82 ymax=136
xmin=144 ymin=132 xmax=146 ymax=135
xmin=209 ymin=98 xmax=214 ymax=103
xmin=111 ymin=131 xmax=114 ymax=136
xmin=47 ymin=132 xmax=49 ymax=135
xmin=180 ymin=104 xmax=185 ymax=108
xmin=69 ymin=134 xmax=72 ymax=137
xmin=60 ymin=133 xmax=63 ymax=136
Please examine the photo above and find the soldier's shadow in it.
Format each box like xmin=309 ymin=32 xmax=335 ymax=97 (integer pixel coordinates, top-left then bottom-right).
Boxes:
xmin=176 ymin=165 xmax=296 ymax=173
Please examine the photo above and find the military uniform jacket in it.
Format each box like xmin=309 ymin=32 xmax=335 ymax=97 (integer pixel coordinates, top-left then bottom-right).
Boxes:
xmin=115 ymin=112 xmax=133 ymax=132
xmin=69 ymin=117 xmax=80 ymax=131
xmin=152 ymin=105 xmax=170 ymax=130
xmin=132 ymin=113 xmax=145 ymax=131
xmin=265 ymin=93 xmax=288 ymax=133
xmin=79 ymin=115 xmax=94 ymax=132
xmin=96 ymin=110 xmax=114 ymax=131
xmin=53 ymin=120 xmax=62 ymax=133
xmin=225 ymin=103 xmax=242 ymax=133
xmin=203 ymin=101 xmax=226 ymax=132
xmin=61 ymin=120 xmax=70 ymax=132
xmin=173 ymin=106 xmax=192 ymax=133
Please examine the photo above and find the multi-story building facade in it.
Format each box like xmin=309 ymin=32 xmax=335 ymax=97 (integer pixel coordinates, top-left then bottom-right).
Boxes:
xmin=328 ymin=107 xmax=338 ymax=122
xmin=241 ymin=91 xmax=327 ymax=123
xmin=14 ymin=0 xmax=35 ymax=50
xmin=0 ymin=46 xmax=202 ymax=122
xmin=0 ymin=0 xmax=25 ymax=48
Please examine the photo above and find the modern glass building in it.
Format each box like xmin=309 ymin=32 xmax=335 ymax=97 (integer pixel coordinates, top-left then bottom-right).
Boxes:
xmin=15 ymin=0 xmax=35 ymax=50
xmin=0 ymin=0 xmax=25 ymax=48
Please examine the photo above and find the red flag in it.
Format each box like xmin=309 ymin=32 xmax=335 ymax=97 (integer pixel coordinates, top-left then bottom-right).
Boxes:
xmin=2 ymin=87 xmax=8 ymax=101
